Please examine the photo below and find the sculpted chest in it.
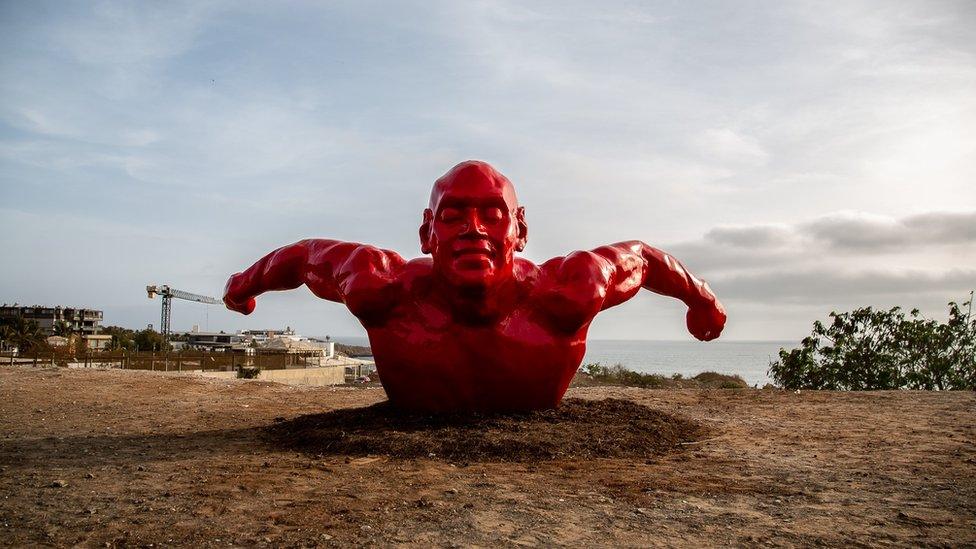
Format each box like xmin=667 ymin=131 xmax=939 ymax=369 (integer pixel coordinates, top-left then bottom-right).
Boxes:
xmin=363 ymin=301 xmax=589 ymax=412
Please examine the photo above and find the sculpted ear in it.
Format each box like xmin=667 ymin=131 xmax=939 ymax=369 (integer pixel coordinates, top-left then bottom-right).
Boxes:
xmin=419 ymin=209 xmax=434 ymax=254
xmin=514 ymin=206 xmax=528 ymax=252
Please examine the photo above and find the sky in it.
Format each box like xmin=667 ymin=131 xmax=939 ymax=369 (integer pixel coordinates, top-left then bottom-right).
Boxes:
xmin=1 ymin=1 xmax=974 ymax=342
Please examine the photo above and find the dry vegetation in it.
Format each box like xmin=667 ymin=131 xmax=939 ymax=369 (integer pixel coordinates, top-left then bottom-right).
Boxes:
xmin=571 ymin=363 xmax=750 ymax=389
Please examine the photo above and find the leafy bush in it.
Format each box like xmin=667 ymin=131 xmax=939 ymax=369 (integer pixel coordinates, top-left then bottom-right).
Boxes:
xmin=237 ymin=366 xmax=261 ymax=379
xmin=133 ymin=329 xmax=170 ymax=352
xmin=691 ymin=371 xmax=749 ymax=389
xmin=768 ymin=294 xmax=975 ymax=390
xmin=101 ymin=325 xmax=137 ymax=350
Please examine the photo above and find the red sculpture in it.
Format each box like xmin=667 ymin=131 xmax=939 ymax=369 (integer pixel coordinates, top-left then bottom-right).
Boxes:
xmin=224 ymin=161 xmax=726 ymax=412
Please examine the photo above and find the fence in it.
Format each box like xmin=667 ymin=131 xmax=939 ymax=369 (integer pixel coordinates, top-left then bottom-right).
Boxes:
xmin=0 ymin=350 xmax=325 ymax=373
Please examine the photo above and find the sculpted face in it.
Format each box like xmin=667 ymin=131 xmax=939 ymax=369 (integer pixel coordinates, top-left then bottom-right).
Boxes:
xmin=420 ymin=161 xmax=527 ymax=289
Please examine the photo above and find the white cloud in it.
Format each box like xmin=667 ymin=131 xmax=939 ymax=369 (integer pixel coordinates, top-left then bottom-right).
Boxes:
xmin=704 ymin=224 xmax=794 ymax=249
xmin=695 ymin=128 xmax=769 ymax=167
xmin=665 ymin=210 xmax=976 ymax=313
xmin=802 ymin=210 xmax=976 ymax=250
xmin=48 ymin=1 xmax=217 ymax=66
xmin=2 ymin=1 xmax=975 ymax=340
xmin=715 ymin=268 xmax=976 ymax=304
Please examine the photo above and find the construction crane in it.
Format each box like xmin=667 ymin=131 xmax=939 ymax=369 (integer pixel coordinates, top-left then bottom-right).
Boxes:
xmin=146 ymin=285 xmax=221 ymax=342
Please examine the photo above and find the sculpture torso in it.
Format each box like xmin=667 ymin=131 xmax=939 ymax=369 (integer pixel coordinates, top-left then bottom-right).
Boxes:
xmin=222 ymin=162 xmax=726 ymax=413
xmin=352 ymin=258 xmax=593 ymax=412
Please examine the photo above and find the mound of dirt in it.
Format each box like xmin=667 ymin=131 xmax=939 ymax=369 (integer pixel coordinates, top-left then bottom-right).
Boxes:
xmin=266 ymin=398 xmax=704 ymax=462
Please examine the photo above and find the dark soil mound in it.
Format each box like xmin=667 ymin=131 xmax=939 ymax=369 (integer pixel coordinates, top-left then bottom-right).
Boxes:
xmin=266 ymin=398 xmax=704 ymax=462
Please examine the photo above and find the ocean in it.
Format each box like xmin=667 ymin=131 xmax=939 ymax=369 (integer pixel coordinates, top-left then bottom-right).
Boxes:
xmin=581 ymin=340 xmax=790 ymax=386
xmin=328 ymin=337 xmax=792 ymax=387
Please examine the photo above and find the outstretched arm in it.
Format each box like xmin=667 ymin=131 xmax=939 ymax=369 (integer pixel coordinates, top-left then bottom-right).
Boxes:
xmin=223 ymin=239 xmax=405 ymax=319
xmin=596 ymin=241 xmax=725 ymax=340
xmin=546 ymin=241 xmax=725 ymax=340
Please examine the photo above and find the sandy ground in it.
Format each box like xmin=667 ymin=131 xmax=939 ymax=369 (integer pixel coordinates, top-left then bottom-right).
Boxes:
xmin=1 ymin=366 xmax=974 ymax=548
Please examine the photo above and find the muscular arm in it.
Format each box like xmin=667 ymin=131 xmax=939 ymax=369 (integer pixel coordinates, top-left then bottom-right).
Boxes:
xmin=223 ymin=239 xmax=405 ymax=320
xmin=545 ymin=241 xmax=725 ymax=340
xmin=600 ymin=240 xmax=725 ymax=340
xmin=594 ymin=241 xmax=716 ymax=307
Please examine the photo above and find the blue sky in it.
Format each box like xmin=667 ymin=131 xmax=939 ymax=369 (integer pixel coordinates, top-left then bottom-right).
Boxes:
xmin=1 ymin=1 xmax=974 ymax=341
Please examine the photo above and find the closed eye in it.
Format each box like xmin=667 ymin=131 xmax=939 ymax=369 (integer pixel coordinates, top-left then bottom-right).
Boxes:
xmin=439 ymin=207 xmax=461 ymax=223
xmin=482 ymin=207 xmax=504 ymax=223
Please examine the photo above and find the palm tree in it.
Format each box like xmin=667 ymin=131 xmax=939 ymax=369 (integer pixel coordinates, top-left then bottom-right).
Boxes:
xmin=53 ymin=320 xmax=73 ymax=337
xmin=0 ymin=324 xmax=14 ymax=352
xmin=2 ymin=318 xmax=44 ymax=352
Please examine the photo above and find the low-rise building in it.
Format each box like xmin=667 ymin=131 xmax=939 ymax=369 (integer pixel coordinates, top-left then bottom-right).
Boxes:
xmin=82 ymin=334 xmax=112 ymax=351
xmin=0 ymin=304 xmax=104 ymax=336
xmin=182 ymin=331 xmax=245 ymax=352
xmin=239 ymin=327 xmax=298 ymax=345
xmin=261 ymin=336 xmax=334 ymax=358
xmin=46 ymin=336 xmax=70 ymax=348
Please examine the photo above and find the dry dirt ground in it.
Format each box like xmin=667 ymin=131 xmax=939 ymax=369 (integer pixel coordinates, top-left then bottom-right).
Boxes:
xmin=1 ymin=366 xmax=974 ymax=548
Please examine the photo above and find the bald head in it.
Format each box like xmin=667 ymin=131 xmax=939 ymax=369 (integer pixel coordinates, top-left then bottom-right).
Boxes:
xmin=429 ymin=160 xmax=519 ymax=212
xmin=420 ymin=160 xmax=528 ymax=287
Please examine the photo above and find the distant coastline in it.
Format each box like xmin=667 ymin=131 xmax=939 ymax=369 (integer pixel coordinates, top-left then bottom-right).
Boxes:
xmin=323 ymin=336 xmax=789 ymax=387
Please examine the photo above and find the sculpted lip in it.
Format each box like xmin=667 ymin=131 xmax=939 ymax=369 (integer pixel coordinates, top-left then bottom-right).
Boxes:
xmin=452 ymin=244 xmax=494 ymax=257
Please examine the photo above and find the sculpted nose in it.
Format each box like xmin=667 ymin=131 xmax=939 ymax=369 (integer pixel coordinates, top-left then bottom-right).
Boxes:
xmin=460 ymin=213 xmax=487 ymax=236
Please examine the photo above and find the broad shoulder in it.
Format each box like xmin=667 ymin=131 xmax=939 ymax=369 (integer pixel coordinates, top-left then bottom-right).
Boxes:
xmin=400 ymin=257 xmax=434 ymax=275
xmin=392 ymin=257 xmax=434 ymax=288
xmin=537 ymin=250 xmax=615 ymax=284
xmin=325 ymin=243 xmax=408 ymax=277
xmin=512 ymin=256 xmax=542 ymax=281
xmin=533 ymin=252 xmax=615 ymax=317
xmin=530 ymin=251 xmax=616 ymax=333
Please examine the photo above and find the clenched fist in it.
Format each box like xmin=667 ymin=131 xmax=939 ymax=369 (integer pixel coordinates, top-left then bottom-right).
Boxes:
xmin=686 ymin=299 xmax=727 ymax=341
xmin=223 ymin=273 xmax=256 ymax=315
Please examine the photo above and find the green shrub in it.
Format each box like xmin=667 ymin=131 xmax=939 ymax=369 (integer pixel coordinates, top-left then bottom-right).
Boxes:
xmin=237 ymin=366 xmax=261 ymax=379
xmin=768 ymin=294 xmax=975 ymax=390
xmin=692 ymin=371 xmax=748 ymax=388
